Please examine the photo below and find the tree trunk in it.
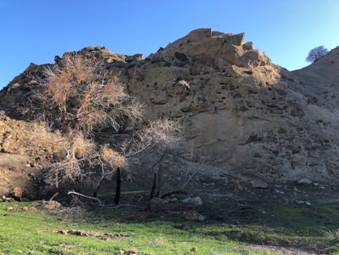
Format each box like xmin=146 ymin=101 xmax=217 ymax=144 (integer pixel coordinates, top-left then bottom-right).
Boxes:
xmin=150 ymin=172 xmax=157 ymax=199
xmin=114 ymin=167 xmax=121 ymax=204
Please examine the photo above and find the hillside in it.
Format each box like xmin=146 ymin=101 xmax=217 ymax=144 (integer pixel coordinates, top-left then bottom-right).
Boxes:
xmin=2 ymin=27 xmax=339 ymax=255
xmin=1 ymin=28 xmax=339 ymax=188
xmin=292 ymin=46 xmax=339 ymax=109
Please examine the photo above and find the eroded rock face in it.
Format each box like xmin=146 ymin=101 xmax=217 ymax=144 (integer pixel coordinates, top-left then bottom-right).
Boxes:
xmin=1 ymin=28 xmax=339 ymax=184
xmin=126 ymin=29 xmax=331 ymax=182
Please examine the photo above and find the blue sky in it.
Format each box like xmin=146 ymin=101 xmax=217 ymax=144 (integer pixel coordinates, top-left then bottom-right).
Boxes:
xmin=1 ymin=0 xmax=339 ymax=87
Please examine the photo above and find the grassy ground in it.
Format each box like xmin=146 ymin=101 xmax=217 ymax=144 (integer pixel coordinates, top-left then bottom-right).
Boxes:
xmin=0 ymin=202 xmax=338 ymax=255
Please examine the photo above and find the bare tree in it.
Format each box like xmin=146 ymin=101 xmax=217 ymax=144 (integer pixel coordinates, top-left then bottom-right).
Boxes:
xmin=306 ymin=46 xmax=329 ymax=63
xmin=44 ymin=131 xmax=98 ymax=190
xmin=48 ymin=119 xmax=180 ymax=205
xmin=122 ymin=119 xmax=182 ymax=200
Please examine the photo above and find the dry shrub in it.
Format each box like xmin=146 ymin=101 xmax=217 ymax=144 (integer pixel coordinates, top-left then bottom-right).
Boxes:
xmin=43 ymin=131 xmax=127 ymax=192
xmin=144 ymin=119 xmax=181 ymax=147
xmin=1 ymin=118 xmax=69 ymax=162
xmin=75 ymin=80 xmax=142 ymax=134
xmin=101 ymin=146 xmax=126 ymax=169
xmin=46 ymin=132 xmax=97 ymax=189
xmin=41 ymin=54 xmax=142 ymax=135
xmin=30 ymin=124 xmax=68 ymax=159
xmin=44 ymin=55 xmax=92 ymax=108
xmin=70 ymin=132 xmax=96 ymax=159
xmin=42 ymin=119 xmax=180 ymax=192
xmin=32 ymin=54 xmax=182 ymax=198
xmin=123 ymin=118 xmax=181 ymax=157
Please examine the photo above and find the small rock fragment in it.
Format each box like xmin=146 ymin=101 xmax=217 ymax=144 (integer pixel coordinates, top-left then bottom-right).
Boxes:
xmin=297 ymin=178 xmax=312 ymax=185
xmin=44 ymin=200 xmax=61 ymax=210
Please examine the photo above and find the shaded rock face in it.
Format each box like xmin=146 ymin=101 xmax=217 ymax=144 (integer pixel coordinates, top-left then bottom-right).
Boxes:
xmin=1 ymin=28 xmax=339 ymax=184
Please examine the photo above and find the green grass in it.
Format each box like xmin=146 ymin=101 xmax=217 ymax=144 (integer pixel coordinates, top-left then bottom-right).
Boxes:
xmin=0 ymin=202 xmax=339 ymax=254
xmin=0 ymin=202 xmax=272 ymax=255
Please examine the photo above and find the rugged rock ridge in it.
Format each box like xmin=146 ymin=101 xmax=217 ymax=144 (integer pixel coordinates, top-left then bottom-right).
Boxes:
xmin=1 ymin=28 xmax=339 ymax=184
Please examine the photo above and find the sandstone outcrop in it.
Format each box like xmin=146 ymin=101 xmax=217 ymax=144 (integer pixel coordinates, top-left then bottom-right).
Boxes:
xmin=1 ymin=28 xmax=339 ymax=187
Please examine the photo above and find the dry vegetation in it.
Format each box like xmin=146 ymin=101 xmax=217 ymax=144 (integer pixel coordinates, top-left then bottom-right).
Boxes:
xmin=28 ymin=54 xmax=181 ymax=203
xmin=40 ymin=55 xmax=142 ymax=135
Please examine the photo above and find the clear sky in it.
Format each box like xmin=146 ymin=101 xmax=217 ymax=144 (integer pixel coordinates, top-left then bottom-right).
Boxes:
xmin=1 ymin=0 xmax=339 ymax=87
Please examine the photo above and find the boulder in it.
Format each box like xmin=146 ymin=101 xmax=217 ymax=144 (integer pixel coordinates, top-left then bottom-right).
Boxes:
xmin=126 ymin=54 xmax=145 ymax=62
xmin=243 ymin=41 xmax=254 ymax=50
xmin=227 ymin=33 xmax=245 ymax=46
xmin=184 ymin=28 xmax=212 ymax=42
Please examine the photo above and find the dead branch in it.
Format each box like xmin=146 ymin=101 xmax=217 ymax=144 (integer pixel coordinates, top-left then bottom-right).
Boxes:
xmin=49 ymin=192 xmax=59 ymax=202
xmin=67 ymin=191 xmax=103 ymax=206
xmin=181 ymin=171 xmax=200 ymax=189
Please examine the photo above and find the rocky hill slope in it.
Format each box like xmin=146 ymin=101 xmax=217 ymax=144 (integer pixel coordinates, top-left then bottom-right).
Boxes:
xmin=0 ymin=113 xmax=68 ymax=197
xmin=1 ymin=28 xmax=339 ymax=196
xmin=292 ymin=46 xmax=339 ymax=109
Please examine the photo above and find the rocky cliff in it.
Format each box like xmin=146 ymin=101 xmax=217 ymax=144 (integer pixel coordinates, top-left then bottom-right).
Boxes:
xmin=1 ymin=28 xmax=339 ymax=188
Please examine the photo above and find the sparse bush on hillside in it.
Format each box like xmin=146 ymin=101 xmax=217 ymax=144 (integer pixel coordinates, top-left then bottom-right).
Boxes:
xmin=40 ymin=55 xmax=142 ymax=135
xmin=41 ymin=130 xmax=128 ymax=198
xmin=43 ymin=132 xmax=96 ymax=189
xmin=41 ymin=119 xmax=180 ymax=203
xmin=101 ymin=145 xmax=127 ymax=169
xmin=33 ymin=54 xmax=182 ymax=204
xmin=122 ymin=118 xmax=181 ymax=158
xmin=306 ymin=46 xmax=329 ymax=63
xmin=122 ymin=119 xmax=182 ymax=200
